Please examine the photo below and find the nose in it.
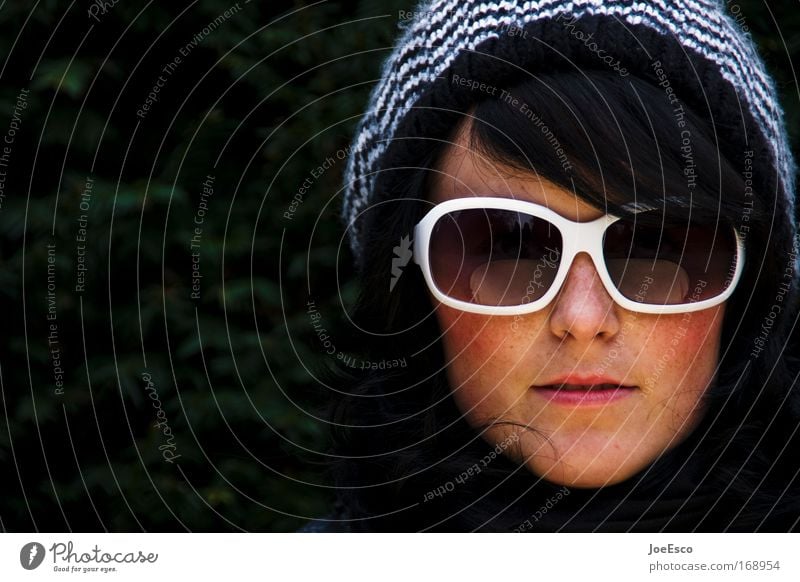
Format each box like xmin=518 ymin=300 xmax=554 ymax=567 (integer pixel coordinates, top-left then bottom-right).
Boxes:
xmin=549 ymin=252 xmax=621 ymax=341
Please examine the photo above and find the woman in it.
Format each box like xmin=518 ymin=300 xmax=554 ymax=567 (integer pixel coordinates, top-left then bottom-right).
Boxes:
xmin=306 ymin=0 xmax=800 ymax=531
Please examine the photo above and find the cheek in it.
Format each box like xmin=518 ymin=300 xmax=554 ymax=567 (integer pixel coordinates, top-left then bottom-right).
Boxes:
xmin=638 ymin=307 xmax=725 ymax=431
xmin=437 ymin=308 xmax=506 ymax=356
xmin=436 ymin=308 xmax=503 ymax=385
xmin=435 ymin=306 xmax=540 ymax=422
xmin=643 ymin=308 xmax=724 ymax=383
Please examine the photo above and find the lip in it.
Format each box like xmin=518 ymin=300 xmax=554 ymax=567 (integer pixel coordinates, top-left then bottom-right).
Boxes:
xmin=532 ymin=374 xmax=638 ymax=406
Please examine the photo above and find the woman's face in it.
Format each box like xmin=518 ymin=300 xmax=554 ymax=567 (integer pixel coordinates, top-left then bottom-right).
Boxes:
xmin=429 ymin=122 xmax=726 ymax=488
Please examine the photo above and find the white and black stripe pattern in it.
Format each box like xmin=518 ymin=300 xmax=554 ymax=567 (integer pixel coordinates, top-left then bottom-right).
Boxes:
xmin=341 ymin=0 xmax=796 ymax=264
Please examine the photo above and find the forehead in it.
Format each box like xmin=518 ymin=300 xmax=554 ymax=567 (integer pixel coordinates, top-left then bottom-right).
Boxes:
xmin=429 ymin=118 xmax=606 ymax=223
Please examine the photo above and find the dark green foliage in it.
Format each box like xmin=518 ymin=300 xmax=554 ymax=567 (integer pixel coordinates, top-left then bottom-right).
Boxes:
xmin=0 ymin=0 xmax=411 ymax=532
xmin=0 ymin=0 xmax=796 ymax=531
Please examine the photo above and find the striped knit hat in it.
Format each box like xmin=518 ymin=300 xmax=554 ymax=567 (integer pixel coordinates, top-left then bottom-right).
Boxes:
xmin=341 ymin=0 xmax=796 ymax=275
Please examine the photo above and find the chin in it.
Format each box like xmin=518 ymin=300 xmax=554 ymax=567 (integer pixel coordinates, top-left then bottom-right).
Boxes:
xmin=523 ymin=454 xmax=645 ymax=489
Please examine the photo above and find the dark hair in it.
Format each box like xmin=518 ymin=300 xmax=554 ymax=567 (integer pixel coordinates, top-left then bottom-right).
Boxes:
xmin=325 ymin=70 xmax=800 ymax=531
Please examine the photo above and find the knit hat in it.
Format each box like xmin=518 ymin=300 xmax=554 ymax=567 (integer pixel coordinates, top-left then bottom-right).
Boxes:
xmin=340 ymin=0 xmax=797 ymax=280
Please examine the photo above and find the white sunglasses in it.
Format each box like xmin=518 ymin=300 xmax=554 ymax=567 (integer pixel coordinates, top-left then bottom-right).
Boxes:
xmin=413 ymin=197 xmax=745 ymax=315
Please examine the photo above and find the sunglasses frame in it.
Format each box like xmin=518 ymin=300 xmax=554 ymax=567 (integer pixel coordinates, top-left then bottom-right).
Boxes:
xmin=413 ymin=197 xmax=746 ymax=315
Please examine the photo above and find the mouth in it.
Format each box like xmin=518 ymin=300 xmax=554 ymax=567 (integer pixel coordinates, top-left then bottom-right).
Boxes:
xmin=532 ymin=382 xmax=639 ymax=405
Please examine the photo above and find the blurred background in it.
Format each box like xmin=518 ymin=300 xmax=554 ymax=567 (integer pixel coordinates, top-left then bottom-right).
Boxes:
xmin=0 ymin=0 xmax=797 ymax=532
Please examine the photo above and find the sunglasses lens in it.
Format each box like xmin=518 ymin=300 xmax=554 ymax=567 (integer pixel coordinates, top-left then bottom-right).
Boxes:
xmin=603 ymin=214 xmax=739 ymax=305
xmin=429 ymin=209 xmax=562 ymax=306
